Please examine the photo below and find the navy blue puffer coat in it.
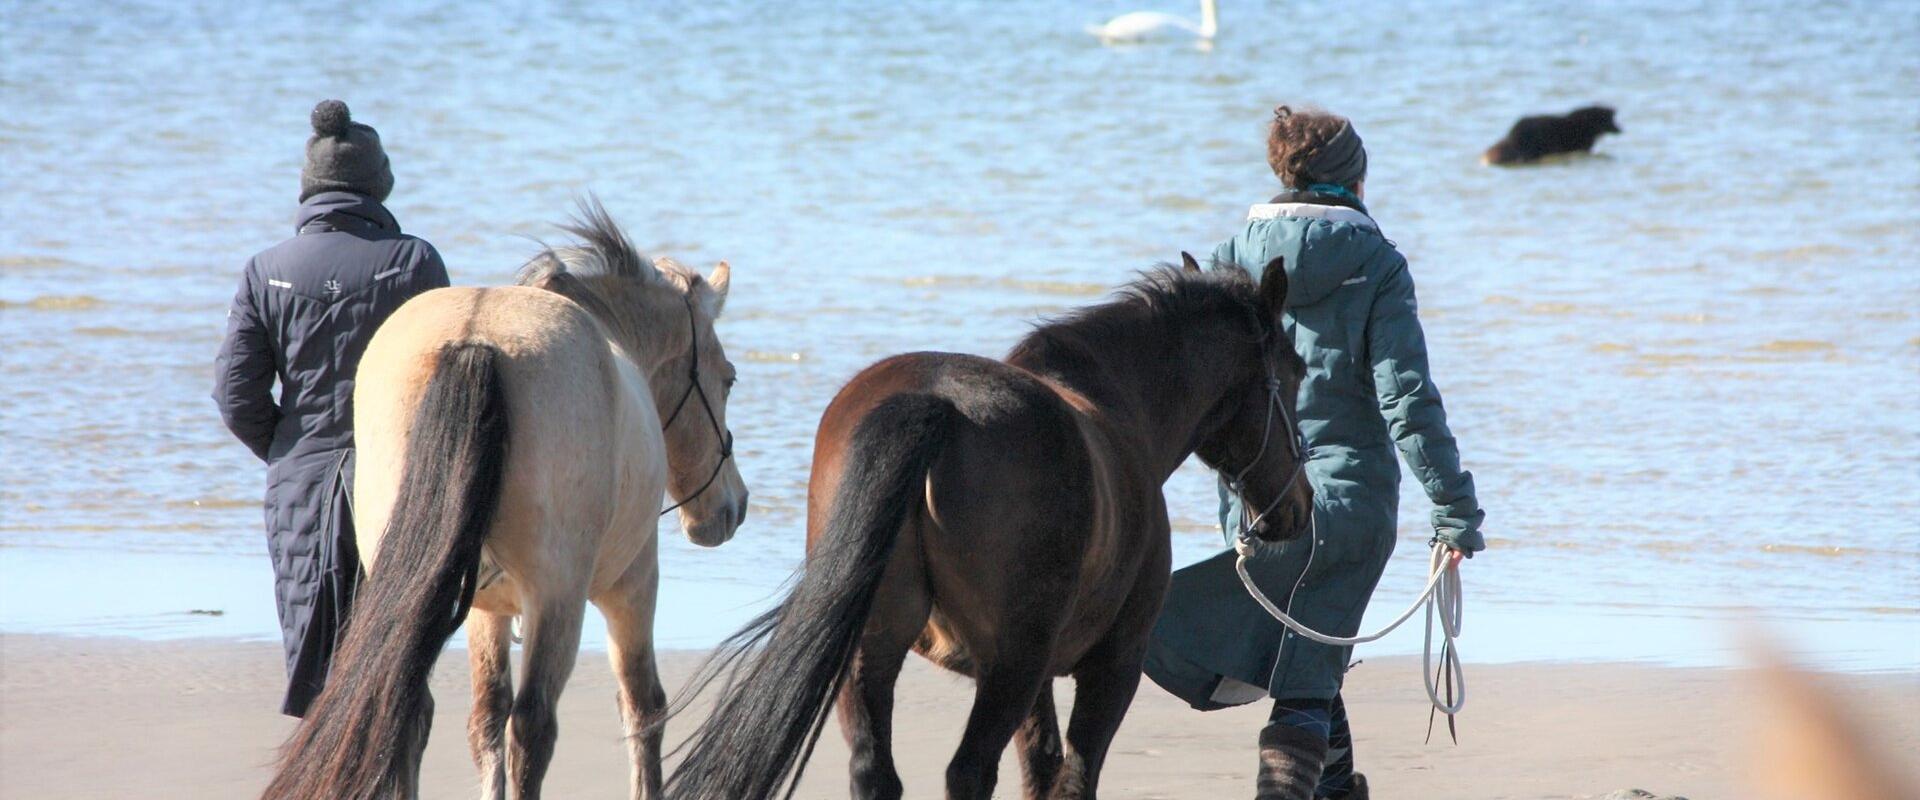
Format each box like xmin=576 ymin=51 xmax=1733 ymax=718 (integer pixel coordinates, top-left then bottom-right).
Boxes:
xmin=213 ymin=191 xmax=448 ymax=715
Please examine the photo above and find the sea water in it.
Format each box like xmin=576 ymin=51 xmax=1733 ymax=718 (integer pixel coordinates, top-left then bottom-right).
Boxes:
xmin=2 ymin=0 xmax=1916 ymax=671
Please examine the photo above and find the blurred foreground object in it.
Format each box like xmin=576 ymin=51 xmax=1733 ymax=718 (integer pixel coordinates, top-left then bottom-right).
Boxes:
xmin=1748 ymin=643 xmax=1918 ymax=800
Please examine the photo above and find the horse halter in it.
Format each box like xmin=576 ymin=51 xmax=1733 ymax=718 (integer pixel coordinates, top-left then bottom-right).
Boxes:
xmin=658 ymin=295 xmax=734 ymax=517
xmin=1225 ymin=357 xmax=1308 ymax=542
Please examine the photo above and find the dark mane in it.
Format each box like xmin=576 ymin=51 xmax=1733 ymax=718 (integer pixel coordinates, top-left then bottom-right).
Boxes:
xmin=514 ymin=195 xmax=656 ymax=288
xmin=1007 ymin=261 xmax=1267 ymax=368
xmin=511 ymin=196 xmax=682 ymax=356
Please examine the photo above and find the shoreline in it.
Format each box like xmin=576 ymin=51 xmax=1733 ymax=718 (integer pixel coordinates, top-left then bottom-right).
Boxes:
xmin=5 ymin=634 xmax=1916 ymax=799
xmin=6 ymin=547 xmax=1916 ymax=674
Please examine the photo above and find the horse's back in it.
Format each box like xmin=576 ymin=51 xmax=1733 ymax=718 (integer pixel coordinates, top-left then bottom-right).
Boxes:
xmin=355 ymin=286 xmax=662 ymax=587
xmin=808 ymin=351 xmax=1084 ymax=525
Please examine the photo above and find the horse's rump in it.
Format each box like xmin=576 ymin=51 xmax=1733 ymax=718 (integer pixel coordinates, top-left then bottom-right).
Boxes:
xmin=665 ymin=389 xmax=960 ymax=800
xmin=844 ymin=355 xmax=1133 ymax=673
xmin=352 ymin=286 xmax=663 ymax=590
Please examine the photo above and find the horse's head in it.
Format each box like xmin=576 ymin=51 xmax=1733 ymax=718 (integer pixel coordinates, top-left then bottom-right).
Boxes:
xmin=519 ymin=199 xmax=750 ymax=547
xmin=652 ymin=256 xmax=750 ymax=547
xmin=1186 ymin=254 xmax=1314 ymax=543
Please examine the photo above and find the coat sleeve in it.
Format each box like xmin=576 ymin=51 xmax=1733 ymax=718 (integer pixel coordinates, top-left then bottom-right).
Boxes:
xmin=1212 ymin=225 xmax=1265 ymax=273
xmin=1211 ymin=236 xmax=1240 ymax=272
xmin=213 ymin=263 xmax=281 ymax=461
xmin=413 ymin=242 xmax=451 ymax=292
xmin=1366 ymin=258 xmax=1487 ymax=552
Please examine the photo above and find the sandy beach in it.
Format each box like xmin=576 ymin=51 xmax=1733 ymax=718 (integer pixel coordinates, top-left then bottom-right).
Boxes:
xmin=4 ymin=634 xmax=1914 ymax=799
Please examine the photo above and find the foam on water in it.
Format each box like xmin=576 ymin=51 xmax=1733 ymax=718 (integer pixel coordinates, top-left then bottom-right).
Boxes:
xmin=1 ymin=0 xmax=1916 ymax=670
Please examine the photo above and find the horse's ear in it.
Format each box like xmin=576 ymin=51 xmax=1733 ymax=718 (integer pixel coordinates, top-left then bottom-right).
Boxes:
xmin=1180 ymin=251 xmax=1202 ymax=273
xmin=704 ymin=260 xmax=731 ymax=317
xmin=1259 ymin=256 xmax=1288 ymax=315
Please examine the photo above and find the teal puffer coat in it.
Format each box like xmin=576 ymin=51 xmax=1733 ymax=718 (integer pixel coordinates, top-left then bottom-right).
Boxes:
xmin=1146 ymin=199 xmax=1484 ymax=704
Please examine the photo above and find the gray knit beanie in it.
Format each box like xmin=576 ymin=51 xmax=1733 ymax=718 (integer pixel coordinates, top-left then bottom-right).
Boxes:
xmin=299 ymin=100 xmax=394 ymax=202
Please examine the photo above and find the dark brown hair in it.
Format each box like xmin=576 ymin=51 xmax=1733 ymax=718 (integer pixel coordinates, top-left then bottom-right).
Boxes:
xmin=1266 ymin=105 xmax=1363 ymax=189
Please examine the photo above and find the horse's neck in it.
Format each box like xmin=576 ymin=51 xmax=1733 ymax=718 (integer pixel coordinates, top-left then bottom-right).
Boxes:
xmin=595 ymin=319 xmax=661 ymax=368
xmin=593 ymin=310 xmax=685 ymax=414
xmin=536 ymin=274 xmax=690 ymax=414
xmin=546 ymin=280 xmax=665 ymax=369
xmin=1014 ymin=347 xmax=1215 ymax=479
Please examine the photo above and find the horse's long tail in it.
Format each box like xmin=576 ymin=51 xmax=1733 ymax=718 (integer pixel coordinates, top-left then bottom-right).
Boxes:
xmin=664 ymin=393 xmax=957 ymax=800
xmin=262 ymin=342 xmax=509 ymax=800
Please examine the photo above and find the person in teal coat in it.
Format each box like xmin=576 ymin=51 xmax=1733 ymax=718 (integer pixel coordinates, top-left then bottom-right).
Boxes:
xmin=1145 ymin=106 xmax=1486 ymax=800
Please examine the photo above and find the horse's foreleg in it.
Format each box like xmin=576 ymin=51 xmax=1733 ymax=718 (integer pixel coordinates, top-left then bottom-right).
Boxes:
xmin=596 ymin=563 xmax=665 ymax=800
xmin=1015 ymin=687 xmax=1065 ymax=799
xmin=1047 ymin=653 xmax=1145 ymax=800
xmin=508 ymin=596 xmax=585 ymax=800
xmin=468 ymin=610 xmax=514 ymax=800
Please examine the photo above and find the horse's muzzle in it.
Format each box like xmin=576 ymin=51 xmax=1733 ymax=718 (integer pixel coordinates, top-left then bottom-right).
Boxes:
xmin=684 ymin=490 xmax=749 ymax=547
xmin=1253 ymin=481 xmax=1314 ymax=543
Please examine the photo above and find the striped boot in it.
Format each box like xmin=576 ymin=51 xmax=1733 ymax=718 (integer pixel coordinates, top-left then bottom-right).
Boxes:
xmin=1257 ymin=723 xmax=1328 ymax=799
xmin=1316 ymin=694 xmax=1364 ymax=799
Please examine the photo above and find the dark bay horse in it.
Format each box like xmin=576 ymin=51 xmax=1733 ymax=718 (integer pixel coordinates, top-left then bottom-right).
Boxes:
xmin=666 ymin=256 xmax=1312 ymax=800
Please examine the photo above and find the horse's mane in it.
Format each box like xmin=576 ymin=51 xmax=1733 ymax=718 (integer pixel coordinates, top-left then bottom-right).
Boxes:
xmin=516 ymin=196 xmax=682 ymax=287
xmin=1007 ymin=261 xmax=1267 ymax=368
xmin=515 ymin=196 xmax=702 ymax=354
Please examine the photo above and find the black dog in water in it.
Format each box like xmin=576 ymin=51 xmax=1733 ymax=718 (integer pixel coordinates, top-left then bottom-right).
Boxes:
xmin=1483 ymin=105 xmax=1621 ymax=165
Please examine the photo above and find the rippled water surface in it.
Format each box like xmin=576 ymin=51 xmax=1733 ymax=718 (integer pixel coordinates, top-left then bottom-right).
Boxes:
xmin=3 ymin=0 xmax=1917 ymax=668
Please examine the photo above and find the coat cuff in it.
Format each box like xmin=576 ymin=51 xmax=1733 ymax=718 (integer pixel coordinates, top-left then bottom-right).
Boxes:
xmin=1430 ymin=504 xmax=1486 ymax=552
xmin=1434 ymin=528 xmax=1485 ymax=553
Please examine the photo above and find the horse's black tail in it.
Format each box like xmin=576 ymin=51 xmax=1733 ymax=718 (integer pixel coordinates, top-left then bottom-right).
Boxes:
xmin=664 ymin=393 xmax=957 ymax=800
xmin=263 ymin=342 xmax=509 ymax=800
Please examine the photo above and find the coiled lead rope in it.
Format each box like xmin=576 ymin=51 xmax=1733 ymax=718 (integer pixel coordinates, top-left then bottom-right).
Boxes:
xmin=1233 ymin=536 xmax=1466 ymax=718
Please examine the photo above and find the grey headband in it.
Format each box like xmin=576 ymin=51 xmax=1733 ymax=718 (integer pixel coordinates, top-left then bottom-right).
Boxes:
xmin=1303 ymin=121 xmax=1368 ymax=188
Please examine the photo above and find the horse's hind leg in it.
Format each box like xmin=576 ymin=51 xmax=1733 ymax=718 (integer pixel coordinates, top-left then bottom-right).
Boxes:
xmin=595 ymin=558 xmax=666 ymax=800
xmin=1015 ymin=687 xmax=1064 ymax=799
xmin=1047 ymin=651 xmax=1145 ymax=800
xmin=468 ymin=610 xmax=514 ymax=800
xmin=508 ymin=594 xmax=586 ymax=800
xmin=836 ymin=533 xmax=930 ymax=800
xmin=396 ymin=688 xmax=435 ymax=800
xmin=945 ymin=653 xmax=1053 ymax=800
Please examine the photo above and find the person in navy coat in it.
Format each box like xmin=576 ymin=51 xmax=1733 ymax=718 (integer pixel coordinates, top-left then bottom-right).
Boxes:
xmin=213 ymin=100 xmax=449 ymax=716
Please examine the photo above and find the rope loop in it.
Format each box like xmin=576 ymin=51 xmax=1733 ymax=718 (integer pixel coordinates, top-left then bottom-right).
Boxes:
xmin=1234 ymin=536 xmax=1466 ymax=716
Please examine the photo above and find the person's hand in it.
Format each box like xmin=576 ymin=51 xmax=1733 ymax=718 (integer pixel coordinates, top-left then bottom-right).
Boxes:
xmin=1443 ymin=545 xmax=1467 ymax=568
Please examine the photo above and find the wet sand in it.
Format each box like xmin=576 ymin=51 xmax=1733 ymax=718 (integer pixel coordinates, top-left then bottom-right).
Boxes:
xmin=4 ymin=634 xmax=1916 ymax=799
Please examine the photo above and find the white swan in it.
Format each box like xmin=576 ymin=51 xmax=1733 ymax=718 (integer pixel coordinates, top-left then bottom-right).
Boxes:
xmin=1087 ymin=0 xmax=1218 ymax=43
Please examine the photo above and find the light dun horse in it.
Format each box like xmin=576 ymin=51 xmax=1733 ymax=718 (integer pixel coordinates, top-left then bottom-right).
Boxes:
xmin=667 ymin=256 xmax=1312 ymax=800
xmin=264 ymin=202 xmax=749 ymax=800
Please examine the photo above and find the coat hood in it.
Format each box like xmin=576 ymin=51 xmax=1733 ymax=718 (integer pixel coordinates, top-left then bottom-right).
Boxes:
xmin=295 ymin=191 xmax=398 ymax=235
xmin=1240 ymin=203 xmax=1391 ymax=308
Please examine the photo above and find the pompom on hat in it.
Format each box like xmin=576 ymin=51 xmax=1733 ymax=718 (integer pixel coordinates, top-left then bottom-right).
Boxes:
xmin=299 ymin=100 xmax=393 ymax=202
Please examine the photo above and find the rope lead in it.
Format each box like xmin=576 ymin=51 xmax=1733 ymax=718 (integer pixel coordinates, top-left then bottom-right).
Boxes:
xmin=1233 ymin=538 xmax=1467 ymax=719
